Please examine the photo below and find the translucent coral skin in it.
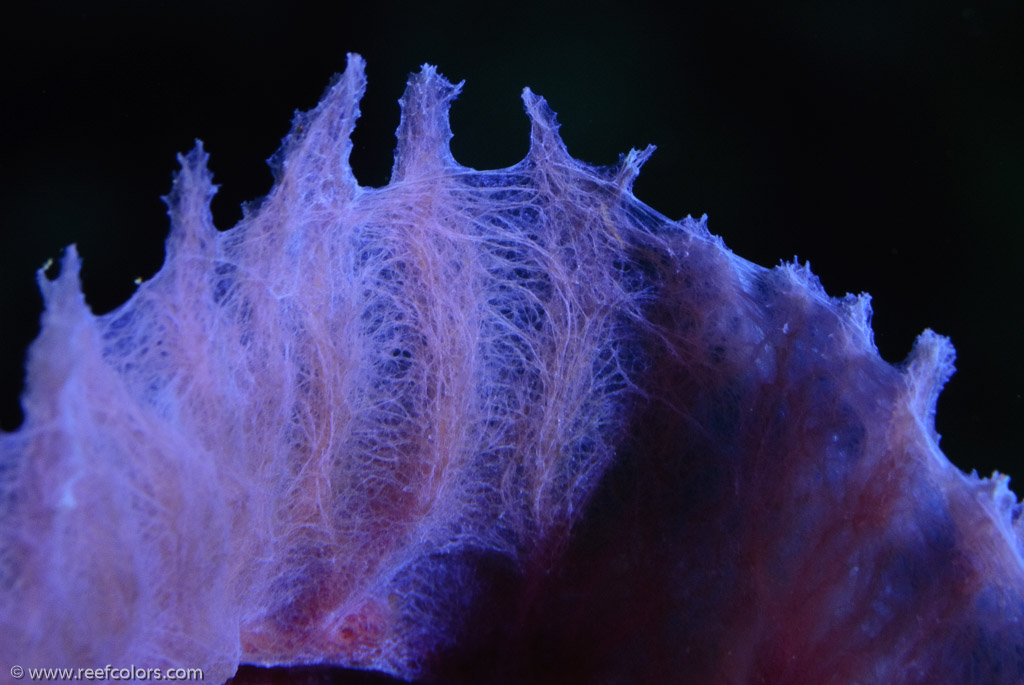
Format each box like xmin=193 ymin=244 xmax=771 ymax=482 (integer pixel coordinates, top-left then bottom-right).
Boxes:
xmin=1 ymin=54 xmax=1022 ymax=684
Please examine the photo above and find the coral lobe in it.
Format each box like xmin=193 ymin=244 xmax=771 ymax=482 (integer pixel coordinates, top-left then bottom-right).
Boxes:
xmin=1 ymin=54 xmax=1022 ymax=684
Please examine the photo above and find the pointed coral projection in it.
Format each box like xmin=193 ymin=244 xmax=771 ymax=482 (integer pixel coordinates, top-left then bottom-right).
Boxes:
xmin=392 ymin=63 xmax=464 ymax=181
xmin=1 ymin=54 xmax=1023 ymax=684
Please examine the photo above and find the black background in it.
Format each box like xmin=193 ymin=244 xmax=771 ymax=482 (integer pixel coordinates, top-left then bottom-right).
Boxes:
xmin=1 ymin=2 xmax=1021 ymax=487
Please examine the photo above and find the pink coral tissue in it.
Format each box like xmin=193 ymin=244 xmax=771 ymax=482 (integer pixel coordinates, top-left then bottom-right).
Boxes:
xmin=1 ymin=54 xmax=1023 ymax=684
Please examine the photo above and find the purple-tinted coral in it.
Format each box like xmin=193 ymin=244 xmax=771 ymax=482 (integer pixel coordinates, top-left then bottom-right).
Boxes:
xmin=1 ymin=55 xmax=1022 ymax=684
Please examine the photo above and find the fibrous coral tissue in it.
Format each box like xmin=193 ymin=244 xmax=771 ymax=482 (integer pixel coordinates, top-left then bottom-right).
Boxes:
xmin=1 ymin=53 xmax=1022 ymax=684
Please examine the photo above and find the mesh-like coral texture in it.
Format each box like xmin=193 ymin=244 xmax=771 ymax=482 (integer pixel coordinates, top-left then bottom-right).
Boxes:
xmin=1 ymin=55 xmax=1022 ymax=684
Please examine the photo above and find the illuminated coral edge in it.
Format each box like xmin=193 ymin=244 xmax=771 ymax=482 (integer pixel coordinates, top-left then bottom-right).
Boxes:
xmin=18 ymin=52 xmax=1024 ymax=679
